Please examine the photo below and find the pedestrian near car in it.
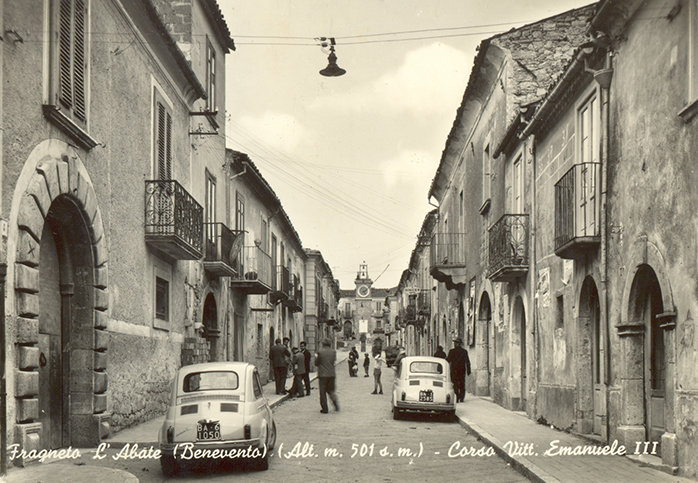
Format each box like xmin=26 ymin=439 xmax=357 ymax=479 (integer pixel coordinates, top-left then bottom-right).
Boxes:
xmin=315 ymin=339 xmax=340 ymax=413
xmin=300 ymin=341 xmax=311 ymax=395
xmin=290 ymin=347 xmax=305 ymax=398
xmin=363 ymin=353 xmax=370 ymax=377
xmin=283 ymin=337 xmax=293 ymax=385
xmin=269 ymin=338 xmax=291 ymax=395
xmin=371 ymin=352 xmax=384 ymax=395
xmin=434 ymin=345 xmax=447 ymax=359
xmin=446 ymin=337 xmax=471 ymax=402
xmin=348 ymin=347 xmax=357 ymax=377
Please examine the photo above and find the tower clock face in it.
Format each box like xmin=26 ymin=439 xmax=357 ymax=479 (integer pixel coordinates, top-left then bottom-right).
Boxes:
xmin=358 ymin=285 xmax=370 ymax=298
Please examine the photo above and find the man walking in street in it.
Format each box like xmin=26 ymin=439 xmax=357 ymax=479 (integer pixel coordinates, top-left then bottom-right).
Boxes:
xmin=434 ymin=345 xmax=447 ymax=359
xmin=290 ymin=347 xmax=305 ymax=398
xmin=314 ymin=339 xmax=340 ymax=413
xmin=270 ymin=338 xmax=291 ymax=395
xmin=300 ymin=341 xmax=311 ymax=395
xmin=446 ymin=337 xmax=471 ymax=402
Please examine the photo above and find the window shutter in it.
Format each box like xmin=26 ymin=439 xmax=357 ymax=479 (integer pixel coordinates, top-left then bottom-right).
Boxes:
xmin=157 ymin=102 xmax=166 ymax=180
xmin=165 ymin=111 xmax=172 ymax=179
xmin=58 ymin=0 xmax=73 ymax=110
xmin=73 ymin=0 xmax=87 ymax=123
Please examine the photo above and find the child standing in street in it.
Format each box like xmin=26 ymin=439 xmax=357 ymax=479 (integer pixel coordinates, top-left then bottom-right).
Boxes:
xmin=363 ymin=353 xmax=370 ymax=377
xmin=371 ymin=352 xmax=384 ymax=394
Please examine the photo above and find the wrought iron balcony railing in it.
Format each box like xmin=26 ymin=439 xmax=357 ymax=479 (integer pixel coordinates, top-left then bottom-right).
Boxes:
xmin=286 ymin=274 xmax=303 ymax=312
xmin=416 ymin=289 xmax=431 ymax=316
xmin=271 ymin=265 xmax=291 ymax=303
xmin=555 ymin=162 xmax=601 ymax=259
xmin=488 ymin=214 xmax=529 ymax=282
xmin=229 ymin=245 xmax=272 ymax=294
xmin=318 ymin=300 xmax=328 ymax=321
xmin=145 ymin=180 xmax=203 ymax=260
xmin=430 ymin=233 xmax=467 ymax=269
xmin=203 ymin=222 xmax=241 ymax=277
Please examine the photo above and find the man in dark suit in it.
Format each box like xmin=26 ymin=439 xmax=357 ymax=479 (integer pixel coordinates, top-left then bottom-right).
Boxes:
xmin=269 ymin=338 xmax=291 ymax=394
xmin=300 ymin=341 xmax=311 ymax=395
xmin=446 ymin=337 xmax=471 ymax=403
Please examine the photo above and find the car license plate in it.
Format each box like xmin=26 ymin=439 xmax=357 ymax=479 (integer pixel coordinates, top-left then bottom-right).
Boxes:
xmin=197 ymin=421 xmax=221 ymax=440
xmin=419 ymin=390 xmax=433 ymax=402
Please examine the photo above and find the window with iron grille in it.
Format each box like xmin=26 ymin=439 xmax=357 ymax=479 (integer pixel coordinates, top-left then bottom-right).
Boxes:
xmin=154 ymin=89 xmax=173 ymax=180
xmin=155 ymin=276 xmax=169 ymax=322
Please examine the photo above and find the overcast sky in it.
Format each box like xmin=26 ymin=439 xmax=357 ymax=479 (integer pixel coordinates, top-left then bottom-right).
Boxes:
xmin=218 ymin=0 xmax=594 ymax=290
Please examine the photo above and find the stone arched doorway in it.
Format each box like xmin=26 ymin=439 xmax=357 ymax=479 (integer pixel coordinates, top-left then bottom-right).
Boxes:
xmin=577 ymin=276 xmax=602 ymax=435
xmin=202 ymin=293 xmax=219 ymax=361
xmin=477 ymin=292 xmax=492 ymax=396
xmin=512 ymin=295 xmax=526 ymax=411
xmin=13 ymin=148 xmax=109 ymax=453
xmin=628 ymin=265 xmax=666 ymax=448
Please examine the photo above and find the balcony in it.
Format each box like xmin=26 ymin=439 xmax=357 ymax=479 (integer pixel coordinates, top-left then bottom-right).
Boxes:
xmin=416 ymin=289 xmax=431 ymax=317
xmin=270 ymin=265 xmax=290 ymax=304
xmin=145 ymin=180 xmax=203 ymax=260
xmin=555 ymin=163 xmax=601 ymax=259
xmin=318 ymin=300 xmax=329 ymax=322
xmin=488 ymin=214 xmax=529 ymax=282
xmin=229 ymin=245 xmax=272 ymax=294
xmin=203 ymin=223 xmax=241 ymax=277
xmin=429 ymin=233 xmax=467 ymax=287
xmin=285 ymin=274 xmax=303 ymax=313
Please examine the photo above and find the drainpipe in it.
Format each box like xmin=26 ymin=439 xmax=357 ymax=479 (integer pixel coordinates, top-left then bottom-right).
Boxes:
xmin=598 ymin=51 xmax=612 ymax=439
xmin=528 ymin=133 xmax=540 ymax=397
xmin=1 ymin=263 xmax=7 ymax=476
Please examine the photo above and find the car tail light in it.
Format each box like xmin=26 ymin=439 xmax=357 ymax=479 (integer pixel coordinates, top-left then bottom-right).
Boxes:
xmin=446 ymin=394 xmax=451 ymax=404
xmin=166 ymin=426 xmax=174 ymax=443
xmin=401 ymin=392 xmax=406 ymax=401
xmin=244 ymin=424 xmax=251 ymax=440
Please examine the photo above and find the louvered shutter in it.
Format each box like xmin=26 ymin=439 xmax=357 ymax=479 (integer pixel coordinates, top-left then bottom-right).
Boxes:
xmin=56 ymin=0 xmax=87 ymax=125
xmin=165 ymin=111 xmax=172 ymax=180
xmin=73 ymin=0 xmax=87 ymax=123
xmin=58 ymin=0 xmax=73 ymax=110
xmin=156 ymin=102 xmax=166 ymax=180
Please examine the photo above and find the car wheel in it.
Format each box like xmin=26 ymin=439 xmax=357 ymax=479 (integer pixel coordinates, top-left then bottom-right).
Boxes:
xmin=446 ymin=410 xmax=456 ymax=423
xmin=392 ymin=405 xmax=401 ymax=420
xmin=267 ymin=420 xmax=277 ymax=451
xmin=252 ymin=451 xmax=269 ymax=471
xmin=160 ymin=454 xmax=178 ymax=477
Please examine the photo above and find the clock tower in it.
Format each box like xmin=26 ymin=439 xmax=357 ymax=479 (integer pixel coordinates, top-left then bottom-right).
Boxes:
xmin=355 ymin=261 xmax=372 ymax=299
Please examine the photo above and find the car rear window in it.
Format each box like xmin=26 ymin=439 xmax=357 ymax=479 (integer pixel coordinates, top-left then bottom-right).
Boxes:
xmin=409 ymin=361 xmax=444 ymax=374
xmin=183 ymin=371 xmax=239 ymax=392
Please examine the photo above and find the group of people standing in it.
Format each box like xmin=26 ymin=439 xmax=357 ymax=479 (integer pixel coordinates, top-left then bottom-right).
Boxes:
xmin=347 ymin=346 xmax=385 ymax=394
xmin=268 ymin=336 xmax=472 ymax=414
xmin=269 ymin=337 xmax=340 ymax=414
xmin=269 ymin=337 xmax=311 ymax=397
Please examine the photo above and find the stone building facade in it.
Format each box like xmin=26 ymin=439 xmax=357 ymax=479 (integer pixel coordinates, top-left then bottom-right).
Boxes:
xmin=224 ymin=150 xmax=308 ymax=384
xmin=0 ymin=0 xmax=234 ymax=465
xmin=426 ymin=4 xmax=594 ymax=412
xmin=404 ymin=0 xmax=698 ymax=477
xmin=304 ymin=250 xmax=341 ymax=352
xmin=338 ymin=263 xmax=396 ymax=352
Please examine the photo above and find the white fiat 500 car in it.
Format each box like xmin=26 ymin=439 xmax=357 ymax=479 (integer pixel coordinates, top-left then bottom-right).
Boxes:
xmin=158 ymin=361 xmax=276 ymax=475
xmin=392 ymin=356 xmax=456 ymax=421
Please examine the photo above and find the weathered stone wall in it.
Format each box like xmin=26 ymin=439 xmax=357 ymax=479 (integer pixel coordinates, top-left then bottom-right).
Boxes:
xmin=607 ymin=0 xmax=698 ymax=476
xmin=107 ymin=333 xmax=179 ymax=433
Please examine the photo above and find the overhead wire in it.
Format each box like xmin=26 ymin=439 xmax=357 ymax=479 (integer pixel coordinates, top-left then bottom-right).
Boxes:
xmin=226 ymin=119 xmax=426 ymax=211
xmin=224 ymin=120 xmax=425 ymax=237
